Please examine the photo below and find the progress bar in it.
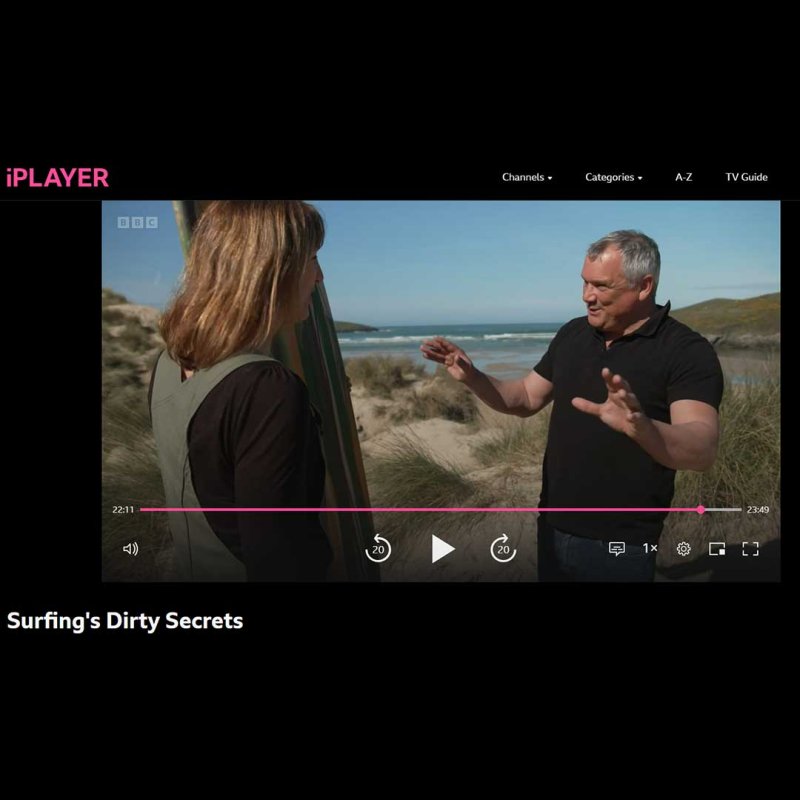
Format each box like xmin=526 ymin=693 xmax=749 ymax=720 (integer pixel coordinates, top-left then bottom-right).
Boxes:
xmin=139 ymin=505 xmax=736 ymax=514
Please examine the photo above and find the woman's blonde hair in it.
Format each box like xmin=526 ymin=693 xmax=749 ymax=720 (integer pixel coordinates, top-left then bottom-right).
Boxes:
xmin=160 ymin=200 xmax=325 ymax=370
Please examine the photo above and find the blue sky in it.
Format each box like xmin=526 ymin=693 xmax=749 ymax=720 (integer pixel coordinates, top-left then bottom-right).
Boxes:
xmin=102 ymin=200 xmax=780 ymax=325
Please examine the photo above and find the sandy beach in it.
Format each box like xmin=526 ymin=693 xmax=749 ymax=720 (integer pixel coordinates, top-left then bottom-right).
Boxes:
xmin=349 ymin=379 xmax=541 ymax=581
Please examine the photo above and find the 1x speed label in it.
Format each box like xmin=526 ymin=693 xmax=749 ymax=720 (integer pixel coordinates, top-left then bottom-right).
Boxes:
xmin=491 ymin=533 xmax=517 ymax=563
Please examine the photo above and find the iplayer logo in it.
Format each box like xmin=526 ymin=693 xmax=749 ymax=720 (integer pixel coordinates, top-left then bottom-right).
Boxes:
xmin=5 ymin=167 xmax=109 ymax=188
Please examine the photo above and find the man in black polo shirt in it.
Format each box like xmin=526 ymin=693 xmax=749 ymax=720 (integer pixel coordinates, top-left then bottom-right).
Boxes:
xmin=420 ymin=230 xmax=723 ymax=582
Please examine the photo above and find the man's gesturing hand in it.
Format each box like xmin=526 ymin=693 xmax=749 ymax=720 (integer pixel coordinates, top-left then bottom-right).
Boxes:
xmin=420 ymin=336 xmax=475 ymax=383
xmin=571 ymin=368 xmax=645 ymax=436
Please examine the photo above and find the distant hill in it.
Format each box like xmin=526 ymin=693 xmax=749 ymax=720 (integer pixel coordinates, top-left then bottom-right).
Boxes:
xmin=102 ymin=288 xmax=129 ymax=306
xmin=334 ymin=321 xmax=378 ymax=332
xmin=672 ymin=293 xmax=780 ymax=348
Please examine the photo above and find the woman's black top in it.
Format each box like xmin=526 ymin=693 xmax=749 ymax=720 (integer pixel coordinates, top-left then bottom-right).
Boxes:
xmin=149 ymin=360 xmax=332 ymax=581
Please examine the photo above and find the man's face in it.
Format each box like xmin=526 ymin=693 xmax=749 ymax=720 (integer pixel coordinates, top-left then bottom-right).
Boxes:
xmin=581 ymin=246 xmax=642 ymax=336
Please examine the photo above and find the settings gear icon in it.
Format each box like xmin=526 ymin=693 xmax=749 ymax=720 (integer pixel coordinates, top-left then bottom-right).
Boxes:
xmin=676 ymin=541 xmax=692 ymax=557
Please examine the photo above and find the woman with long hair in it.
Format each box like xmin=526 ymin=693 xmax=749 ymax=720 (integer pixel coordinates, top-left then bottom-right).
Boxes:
xmin=149 ymin=200 xmax=333 ymax=581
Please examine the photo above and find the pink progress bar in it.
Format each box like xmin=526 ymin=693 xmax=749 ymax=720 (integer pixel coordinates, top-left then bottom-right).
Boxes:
xmin=140 ymin=505 xmax=708 ymax=514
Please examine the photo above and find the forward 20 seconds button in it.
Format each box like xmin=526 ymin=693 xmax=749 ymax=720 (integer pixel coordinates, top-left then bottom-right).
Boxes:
xmin=491 ymin=533 xmax=517 ymax=563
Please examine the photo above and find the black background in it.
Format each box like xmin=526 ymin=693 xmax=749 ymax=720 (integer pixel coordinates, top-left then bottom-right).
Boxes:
xmin=1 ymin=157 xmax=796 ymax=199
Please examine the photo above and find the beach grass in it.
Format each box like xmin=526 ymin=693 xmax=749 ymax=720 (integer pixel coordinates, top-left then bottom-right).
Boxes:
xmin=471 ymin=408 xmax=550 ymax=468
xmin=102 ymin=306 xmax=128 ymax=325
xmin=364 ymin=431 xmax=497 ymax=538
xmin=346 ymin=356 xmax=478 ymax=424
xmin=363 ymin=428 xmax=520 ymax=555
xmin=366 ymin=431 xmax=476 ymax=509
xmin=393 ymin=367 xmax=479 ymax=424
xmin=116 ymin=318 xmax=157 ymax=353
xmin=660 ymin=361 xmax=780 ymax=567
xmin=102 ymin=289 xmax=172 ymax=579
xmin=344 ymin=355 xmax=426 ymax=397
xmin=102 ymin=392 xmax=173 ymax=580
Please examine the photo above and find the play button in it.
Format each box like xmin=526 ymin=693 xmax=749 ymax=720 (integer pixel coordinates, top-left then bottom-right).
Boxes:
xmin=432 ymin=534 xmax=455 ymax=564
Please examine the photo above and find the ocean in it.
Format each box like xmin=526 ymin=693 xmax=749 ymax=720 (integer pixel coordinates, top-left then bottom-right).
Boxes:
xmin=337 ymin=322 xmax=561 ymax=378
xmin=337 ymin=322 xmax=778 ymax=384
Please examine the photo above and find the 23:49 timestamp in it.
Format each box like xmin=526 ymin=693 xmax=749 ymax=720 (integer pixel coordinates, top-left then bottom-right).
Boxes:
xmin=747 ymin=506 xmax=770 ymax=514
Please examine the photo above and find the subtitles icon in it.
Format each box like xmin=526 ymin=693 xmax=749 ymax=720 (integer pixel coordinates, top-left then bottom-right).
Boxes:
xmin=608 ymin=542 xmax=625 ymax=557
xmin=709 ymin=541 xmax=726 ymax=556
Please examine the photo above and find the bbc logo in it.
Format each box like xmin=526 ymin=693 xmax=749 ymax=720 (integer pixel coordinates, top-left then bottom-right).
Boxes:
xmin=118 ymin=216 xmax=158 ymax=229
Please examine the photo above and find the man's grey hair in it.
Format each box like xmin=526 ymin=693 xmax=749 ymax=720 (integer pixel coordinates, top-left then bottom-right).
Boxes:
xmin=587 ymin=230 xmax=661 ymax=294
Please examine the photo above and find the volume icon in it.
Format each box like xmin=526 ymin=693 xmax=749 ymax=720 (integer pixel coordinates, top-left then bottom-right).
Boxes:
xmin=123 ymin=542 xmax=139 ymax=556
